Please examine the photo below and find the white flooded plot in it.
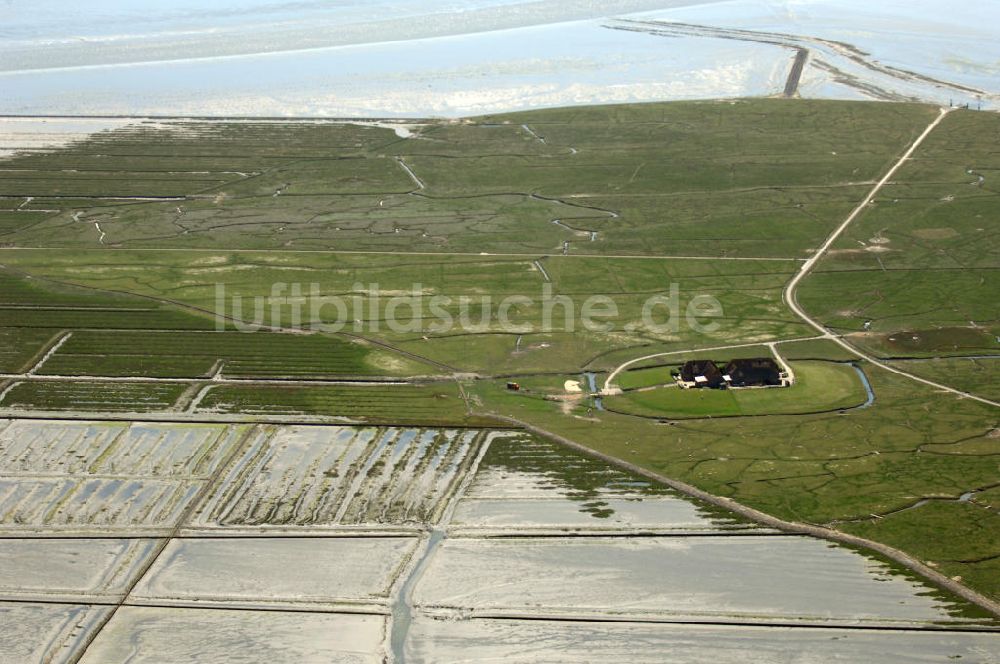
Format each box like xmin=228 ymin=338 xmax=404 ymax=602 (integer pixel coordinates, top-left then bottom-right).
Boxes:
xmin=0 ymin=420 xmax=997 ymax=660
xmin=132 ymin=536 xmax=418 ymax=610
xmin=452 ymin=497 xmax=723 ymax=533
xmin=0 ymin=538 xmax=159 ymax=602
xmin=193 ymin=425 xmax=481 ymax=530
xmin=0 ymin=420 xmax=243 ymax=477
xmin=451 ymin=433 xmax=754 ymax=534
xmin=413 ymin=535 xmax=984 ymax=627
xmin=405 ymin=618 xmax=1000 ymax=663
xmin=0 ymin=602 xmax=111 ymax=664
xmin=0 ymin=419 xmax=254 ymax=534
xmin=79 ymin=606 xmax=386 ymax=664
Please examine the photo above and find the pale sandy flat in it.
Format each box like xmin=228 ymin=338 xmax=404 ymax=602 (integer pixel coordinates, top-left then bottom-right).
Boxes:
xmin=414 ymin=536 xmax=973 ymax=626
xmin=451 ymin=496 xmax=727 ymax=531
xmin=405 ymin=617 xmax=1000 ymax=663
xmin=79 ymin=607 xmax=385 ymax=664
xmin=0 ymin=602 xmax=111 ymax=664
xmin=132 ymin=536 xmax=418 ymax=607
xmin=0 ymin=538 xmax=159 ymax=600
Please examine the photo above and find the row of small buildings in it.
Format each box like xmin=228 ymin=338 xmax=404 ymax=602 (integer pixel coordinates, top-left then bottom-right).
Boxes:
xmin=676 ymin=358 xmax=788 ymax=389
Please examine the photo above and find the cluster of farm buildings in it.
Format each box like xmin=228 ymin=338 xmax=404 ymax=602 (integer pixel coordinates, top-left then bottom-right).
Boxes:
xmin=674 ymin=358 xmax=789 ymax=389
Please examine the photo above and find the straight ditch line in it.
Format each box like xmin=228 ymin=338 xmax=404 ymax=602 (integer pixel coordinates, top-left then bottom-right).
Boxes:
xmin=0 ymin=532 xmax=419 ymax=540
xmin=0 ymin=246 xmax=806 ymax=261
xmin=450 ymin=530 xmax=797 ymax=539
xmin=123 ymin=599 xmax=391 ymax=615
xmin=388 ymin=431 xmax=494 ymax=663
xmin=0 ymin=412 xmax=522 ymax=429
xmin=0 ymin=595 xmax=388 ymax=616
xmin=2 ymin=596 xmax=998 ymax=635
xmin=458 ymin=613 xmax=1000 ymax=634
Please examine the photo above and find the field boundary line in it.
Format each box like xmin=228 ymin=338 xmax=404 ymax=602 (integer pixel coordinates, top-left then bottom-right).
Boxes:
xmin=0 ymin=380 xmax=21 ymax=406
xmin=25 ymin=331 xmax=72 ymax=375
xmin=0 ymin=246 xmax=805 ymax=261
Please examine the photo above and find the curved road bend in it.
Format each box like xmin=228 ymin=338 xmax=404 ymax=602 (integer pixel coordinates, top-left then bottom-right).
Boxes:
xmin=783 ymin=107 xmax=999 ymax=408
xmin=603 ymin=336 xmax=824 ymax=392
xmin=607 ymin=108 xmax=997 ymax=408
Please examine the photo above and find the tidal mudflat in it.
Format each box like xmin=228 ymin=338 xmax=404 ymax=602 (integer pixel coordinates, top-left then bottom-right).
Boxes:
xmin=0 ymin=420 xmax=996 ymax=661
xmin=78 ymin=607 xmax=386 ymax=664
xmin=404 ymin=618 xmax=1000 ymax=663
xmin=0 ymin=602 xmax=110 ymax=664
xmin=1 ymin=0 xmax=992 ymax=116
xmin=191 ymin=425 xmax=482 ymax=530
xmin=0 ymin=538 xmax=159 ymax=602
xmin=451 ymin=433 xmax=758 ymax=535
xmin=131 ymin=536 xmax=418 ymax=611
xmin=414 ymin=535 xmax=969 ymax=626
xmin=0 ymin=419 xmax=256 ymax=534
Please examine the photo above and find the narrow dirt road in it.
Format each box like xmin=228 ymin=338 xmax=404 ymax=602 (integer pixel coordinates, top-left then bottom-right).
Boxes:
xmin=783 ymin=107 xmax=999 ymax=408
xmin=606 ymin=107 xmax=998 ymax=408
xmin=603 ymin=336 xmax=824 ymax=392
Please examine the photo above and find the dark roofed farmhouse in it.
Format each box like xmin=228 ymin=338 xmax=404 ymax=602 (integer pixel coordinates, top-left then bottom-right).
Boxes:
xmin=679 ymin=359 xmax=725 ymax=388
xmin=724 ymin=358 xmax=782 ymax=387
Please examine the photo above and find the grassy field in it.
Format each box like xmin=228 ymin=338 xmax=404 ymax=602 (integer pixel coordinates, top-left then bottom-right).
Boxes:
xmin=605 ymin=361 xmax=868 ymax=418
xmin=777 ymin=338 xmax=861 ymax=362
xmin=0 ymin=100 xmax=935 ymax=258
xmin=35 ymin=330 xmax=432 ymax=378
xmin=839 ymin=497 xmax=1000 ymax=603
xmin=0 ymin=249 xmax=810 ymax=373
xmin=0 ymin=267 xmax=436 ymax=378
xmin=0 ymin=269 xmax=214 ymax=330
xmin=0 ymin=99 xmax=997 ymax=605
xmin=886 ymin=357 xmax=1000 ymax=402
xmin=616 ymin=365 xmax=677 ymax=391
xmin=797 ymin=110 xmax=1000 ymax=356
xmin=848 ymin=327 xmax=999 ymax=359
xmin=0 ymin=328 xmax=60 ymax=372
xmin=0 ymin=380 xmax=189 ymax=412
xmin=196 ymin=381 xmax=493 ymax=426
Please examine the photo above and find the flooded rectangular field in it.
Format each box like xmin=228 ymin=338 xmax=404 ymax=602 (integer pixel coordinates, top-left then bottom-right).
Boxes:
xmin=0 ymin=602 xmax=110 ymax=664
xmin=0 ymin=420 xmax=245 ymax=477
xmin=132 ymin=536 xmax=418 ymax=610
xmin=452 ymin=434 xmax=757 ymax=534
xmin=0 ymin=476 xmax=203 ymax=533
xmin=0 ymin=538 xmax=159 ymax=602
xmin=0 ymin=420 xmax=257 ymax=534
xmin=462 ymin=433 xmax=682 ymax=500
xmin=1 ymin=420 xmax=996 ymax=661
xmin=451 ymin=496 xmax=729 ymax=533
xmin=405 ymin=618 xmax=1000 ymax=663
xmin=79 ymin=606 xmax=386 ymax=664
xmin=414 ymin=535 xmax=980 ymax=627
xmin=194 ymin=426 xmax=482 ymax=529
